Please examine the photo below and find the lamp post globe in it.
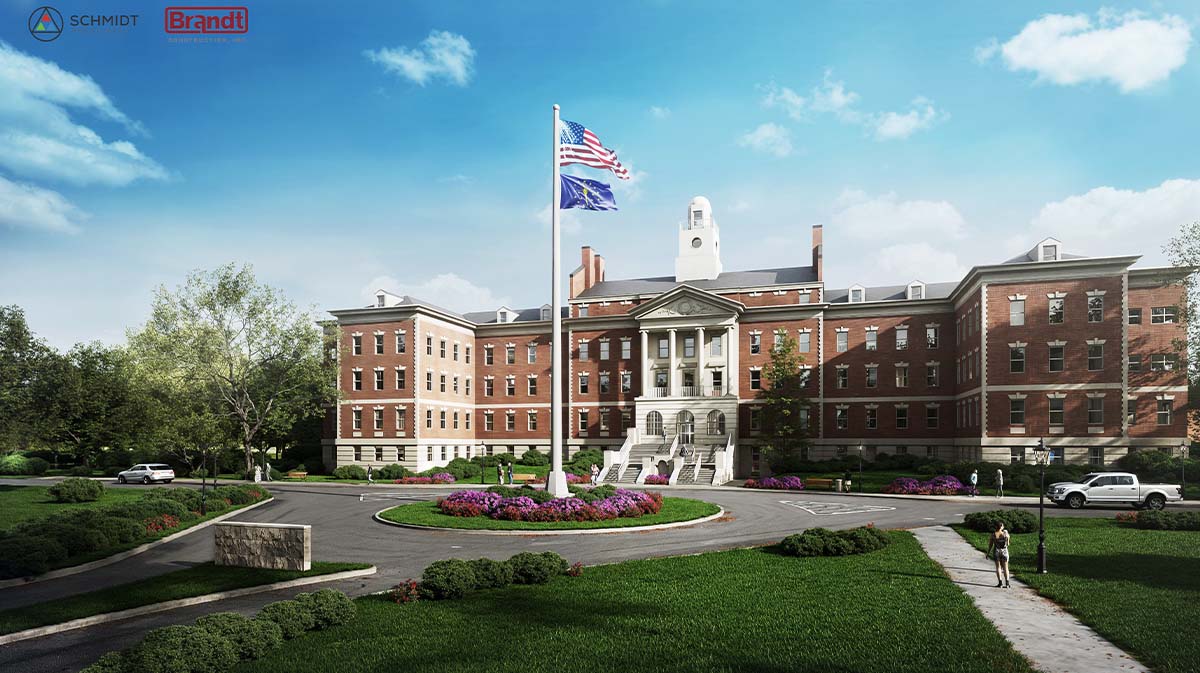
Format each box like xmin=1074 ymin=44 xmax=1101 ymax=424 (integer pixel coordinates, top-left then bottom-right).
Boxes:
xmin=1033 ymin=439 xmax=1050 ymax=574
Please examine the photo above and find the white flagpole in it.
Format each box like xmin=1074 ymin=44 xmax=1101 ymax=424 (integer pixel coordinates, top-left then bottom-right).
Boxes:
xmin=548 ymin=103 xmax=569 ymax=498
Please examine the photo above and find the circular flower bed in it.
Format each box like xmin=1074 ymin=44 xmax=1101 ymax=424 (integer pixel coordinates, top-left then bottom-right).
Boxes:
xmin=883 ymin=475 xmax=976 ymax=496
xmin=438 ymin=488 xmax=662 ymax=523
xmin=743 ymin=476 xmax=805 ymax=491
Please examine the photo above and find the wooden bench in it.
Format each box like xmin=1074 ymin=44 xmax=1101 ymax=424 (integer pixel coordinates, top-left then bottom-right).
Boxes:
xmin=286 ymin=471 xmax=308 ymax=479
xmin=805 ymin=478 xmax=835 ymax=491
xmin=512 ymin=473 xmax=538 ymax=483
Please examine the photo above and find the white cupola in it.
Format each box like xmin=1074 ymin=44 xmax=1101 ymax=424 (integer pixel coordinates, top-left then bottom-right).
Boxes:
xmin=674 ymin=196 xmax=723 ymax=282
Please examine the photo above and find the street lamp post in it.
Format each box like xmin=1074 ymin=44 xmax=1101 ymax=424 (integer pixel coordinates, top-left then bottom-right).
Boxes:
xmin=858 ymin=444 xmax=864 ymax=493
xmin=1181 ymin=441 xmax=1189 ymax=501
xmin=1033 ymin=439 xmax=1050 ymax=574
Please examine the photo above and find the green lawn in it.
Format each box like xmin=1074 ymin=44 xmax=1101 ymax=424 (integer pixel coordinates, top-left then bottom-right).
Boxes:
xmin=378 ymin=496 xmax=720 ymax=531
xmin=0 ymin=485 xmax=146 ymax=530
xmin=0 ymin=562 xmax=371 ymax=635
xmin=778 ymin=470 xmax=1041 ymax=497
xmin=232 ymin=532 xmax=1032 ymax=673
xmin=955 ymin=518 xmax=1200 ymax=673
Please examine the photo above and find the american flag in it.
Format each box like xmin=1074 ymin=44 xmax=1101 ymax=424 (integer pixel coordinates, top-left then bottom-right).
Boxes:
xmin=558 ymin=119 xmax=629 ymax=180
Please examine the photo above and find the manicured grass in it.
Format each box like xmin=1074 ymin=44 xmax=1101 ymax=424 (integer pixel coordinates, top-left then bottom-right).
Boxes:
xmin=378 ymin=497 xmax=721 ymax=530
xmin=779 ymin=470 xmax=1041 ymax=497
xmin=232 ymin=532 xmax=1033 ymax=673
xmin=955 ymin=518 xmax=1200 ymax=673
xmin=0 ymin=485 xmax=146 ymax=530
xmin=0 ymin=562 xmax=371 ymax=635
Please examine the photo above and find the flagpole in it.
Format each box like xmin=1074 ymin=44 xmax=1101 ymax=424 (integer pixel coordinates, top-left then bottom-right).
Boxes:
xmin=548 ymin=103 xmax=569 ymax=498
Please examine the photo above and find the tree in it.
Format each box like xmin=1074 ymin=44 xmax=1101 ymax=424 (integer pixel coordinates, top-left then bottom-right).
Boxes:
xmin=759 ymin=332 xmax=812 ymax=474
xmin=0 ymin=306 xmax=54 ymax=452
xmin=1165 ymin=222 xmax=1200 ymax=407
xmin=129 ymin=264 xmax=337 ymax=472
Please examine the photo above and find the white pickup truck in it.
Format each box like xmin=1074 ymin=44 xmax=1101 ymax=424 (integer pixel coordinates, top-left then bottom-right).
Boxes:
xmin=1047 ymin=472 xmax=1183 ymax=510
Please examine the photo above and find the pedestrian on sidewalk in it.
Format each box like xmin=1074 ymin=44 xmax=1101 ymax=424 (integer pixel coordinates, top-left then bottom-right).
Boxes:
xmin=496 ymin=462 xmax=504 ymax=484
xmin=590 ymin=463 xmax=600 ymax=485
xmin=995 ymin=468 xmax=1004 ymax=499
xmin=986 ymin=521 xmax=1012 ymax=588
xmin=366 ymin=465 xmax=374 ymax=486
xmin=969 ymin=469 xmax=978 ymax=497
xmin=506 ymin=462 xmax=514 ymax=485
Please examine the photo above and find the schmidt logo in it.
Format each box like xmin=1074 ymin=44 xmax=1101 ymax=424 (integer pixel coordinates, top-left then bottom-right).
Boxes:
xmin=28 ymin=6 xmax=63 ymax=41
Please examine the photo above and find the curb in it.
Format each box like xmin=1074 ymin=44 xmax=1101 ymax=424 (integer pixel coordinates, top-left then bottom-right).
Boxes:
xmin=372 ymin=506 xmax=726 ymax=536
xmin=0 ymin=497 xmax=276 ymax=590
xmin=0 ymin=566 xmax=377 ymax=646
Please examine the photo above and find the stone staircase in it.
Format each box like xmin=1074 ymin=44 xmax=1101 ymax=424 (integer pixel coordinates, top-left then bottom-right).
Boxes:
xmin=618 ymin=464 xmax=642 ymax=483
xmin=695 ymin=465 xmax=716 ymax=485
xmin=676 ymin=463 xmax=696 ymax=483
xmin=602 ymin=464 xmax=622 ymax=483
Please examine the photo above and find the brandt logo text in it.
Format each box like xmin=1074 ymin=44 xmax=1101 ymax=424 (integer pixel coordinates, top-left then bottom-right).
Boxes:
xmin=164 ymin=6 xmax=248 ymax=34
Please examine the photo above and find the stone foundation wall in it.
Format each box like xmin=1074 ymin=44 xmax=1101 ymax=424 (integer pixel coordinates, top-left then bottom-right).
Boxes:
xmin=214 ymin=522 xmax=311 ymax=571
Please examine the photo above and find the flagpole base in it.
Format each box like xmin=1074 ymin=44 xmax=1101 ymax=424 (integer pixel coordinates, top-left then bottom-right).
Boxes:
xmin=546 ymin=469 xmax=571 ymax=498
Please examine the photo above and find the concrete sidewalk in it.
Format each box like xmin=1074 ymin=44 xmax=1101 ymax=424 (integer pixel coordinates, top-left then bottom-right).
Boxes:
xmin=912 ymin=525 xmax=1148 ymax=673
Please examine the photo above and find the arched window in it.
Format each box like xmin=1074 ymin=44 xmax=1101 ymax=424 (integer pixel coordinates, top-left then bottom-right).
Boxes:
xmin=677 ymin=410 xmax=694 ymax=444
xmin=646 ymin=411 xmax=663 ymax=436
xmin=707 ymin=410 xmax=726 ymax=436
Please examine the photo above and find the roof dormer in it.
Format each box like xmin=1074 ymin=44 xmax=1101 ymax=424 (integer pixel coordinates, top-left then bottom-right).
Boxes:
xmin=496 ymin=306 xmax=514 ymax=323
xmin=906 ymin=281 xmax=926 ymax=300
xmin=848 ymin=284 xmax=866 ymax=303
xmin=539 ymin=304 xmax=551 ymax=321
xmin=374 ymin=289 xmax=401 ymax=308
xmin=1037 ymin=238 xmax=1062 ymax=262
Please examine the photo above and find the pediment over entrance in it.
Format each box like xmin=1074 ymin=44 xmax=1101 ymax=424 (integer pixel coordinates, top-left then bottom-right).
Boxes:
xmin=629 ymin=285 xmax=744 ymax=321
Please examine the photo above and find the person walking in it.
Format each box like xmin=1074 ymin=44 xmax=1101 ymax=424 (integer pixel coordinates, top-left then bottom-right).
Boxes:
xmin=263 ymin=458 xmax=272 ymax=482
xmin=366 ymin=465 xmax=374 ymax=486
xmin=995 ymin=468 xmax=1004 ymax=499
xmin=590 ymin=463 xmax=600 ymax=485
xmin=986 ymin=521 xmax=1012 ymax=588
xmin=496 ymin=462 xmax=504 ymax=485
xmin=969 ymin=469 xmax=978 ymax=497
xmin=506 ymin=462 xmax=514 ymax=485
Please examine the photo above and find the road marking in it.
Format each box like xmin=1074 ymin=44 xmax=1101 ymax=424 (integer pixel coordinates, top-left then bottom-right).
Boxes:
xmin=779 ymin=500 xmax=897 ymax=516
xmin=359 ymin=492 xmax=433 ymax=503
xmin=923 ymin=517 xmax=937 ymax=520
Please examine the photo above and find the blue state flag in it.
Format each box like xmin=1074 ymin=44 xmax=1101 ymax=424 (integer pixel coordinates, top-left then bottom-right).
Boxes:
xmin=560 ymin=174 xmax=618 ymax=211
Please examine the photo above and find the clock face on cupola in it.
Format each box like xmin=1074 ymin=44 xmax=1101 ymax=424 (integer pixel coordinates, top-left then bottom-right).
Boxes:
xmin=675 ymin=196 xmax=723 ymax=282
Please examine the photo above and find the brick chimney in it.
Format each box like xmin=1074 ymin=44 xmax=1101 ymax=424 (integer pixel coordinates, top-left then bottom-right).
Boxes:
xmin=569 ymin=246 xmax=605 ymax=299
xmin=812 ymin=225 xmax=823 ymax=282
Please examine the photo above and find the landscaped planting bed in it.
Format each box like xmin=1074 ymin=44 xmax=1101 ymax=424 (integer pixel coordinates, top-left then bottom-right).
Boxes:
xmin=955 ymin=517 xmax=1200 ymax=673
xmin=0 ymin=484 xmax=146 ymax=530
xmin=0 ymin=484 xmax=271 ymax=579
xmin=743 ymin=476 xmax=805 ymax=490
xmin=228 ymin=532 xmax=1034 ymax=673
xmin=0 ymin=562 xmax=370 ymax=635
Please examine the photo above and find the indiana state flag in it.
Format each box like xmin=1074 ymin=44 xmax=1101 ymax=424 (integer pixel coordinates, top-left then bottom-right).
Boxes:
xmin=560 ymin=174 xmax=618 ymax=211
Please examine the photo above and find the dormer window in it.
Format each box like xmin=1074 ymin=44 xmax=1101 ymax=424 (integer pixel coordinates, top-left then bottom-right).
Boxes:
xmin=540 ymin=304 xmax=551 ymax=321
xmin=1036 ymin=238 xmax=1062 ymax=262
xmin=848 ymin=285 xmax=866 ymax=303
xmin=1043 ymin=245 xmax=1057 ymax=260
xmin=907 ymin=282 xmax=926 ymax=301
xmin=376 ymin=294 xmax=386 ymax=308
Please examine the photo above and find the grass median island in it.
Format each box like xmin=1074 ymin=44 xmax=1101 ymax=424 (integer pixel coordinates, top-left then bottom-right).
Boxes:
xmin=955 ymin=517 xmax=1200 ymax=673
xmin=230 ymin=532 xmax=1033 ymax=673
xmin=0 ymin=485 xmax=146 ymax=530
xmin=0 ymin=562 xmax=371 ymax=635
xmin=379 ymin=496 xmax=720 ymax=531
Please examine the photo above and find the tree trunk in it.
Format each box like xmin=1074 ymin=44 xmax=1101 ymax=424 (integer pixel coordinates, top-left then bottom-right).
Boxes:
xmin=242 ymin=440 xmax=254 ymax=474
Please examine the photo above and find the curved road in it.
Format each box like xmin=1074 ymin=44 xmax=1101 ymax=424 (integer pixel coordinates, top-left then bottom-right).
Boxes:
xmin=0 ymin=480 xmax=1154 ymax=673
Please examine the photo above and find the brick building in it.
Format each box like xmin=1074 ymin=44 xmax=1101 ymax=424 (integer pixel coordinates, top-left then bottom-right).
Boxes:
xmin=323 ymin=196 xmax=1189 ymax=482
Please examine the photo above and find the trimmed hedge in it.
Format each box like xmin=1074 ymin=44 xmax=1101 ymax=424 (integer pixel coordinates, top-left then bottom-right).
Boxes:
xmin=468 ymin=558 xmax=513 ymax=589
xmin=419 ymin=559 xmax=476 ymax=600
xmin=518 ymin=448 xmax=549 ymax=466
xmin=257 ymin=599 xmax=316 ymax=639
xmin=295 ymin=589 xmax=357 ymax=628
xmin=48 ymin=477 xmax=105 ymax=503
xmin=332 ymin=465 xmax=367 ymax=480
xmin=125 ymin=624 xmax=238 ymax=673
xmin=195 ymin=612 xmax=283 ymax=660
xmin=780 ymin=526 xmax=891 ymax=557
xmin=376 ymin=464 xmax=410 ymax=480
xmin=508 ymin=551 xmax=567 ymax=585
xmin=1118 ymin=510 xmax=1200 ymax=531
xmin=963 ymin=510 xmax=1037 ymax=534
xmin=0 ymin=535 xmax=67 ymax=577
xmin=0 ymin=453 xmax=49 ymax=475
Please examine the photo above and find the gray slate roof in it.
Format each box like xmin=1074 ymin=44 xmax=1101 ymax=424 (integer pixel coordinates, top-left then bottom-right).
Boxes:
xmin=575 ymin=265 xmax=818 ymax=299
xmin=462 ymin=306 xmax=568 ymax=324
xmin=825 ymin=281 xmax=960 ymax=304
xmin=1003 ymin=247 xmax=1086 ymax=264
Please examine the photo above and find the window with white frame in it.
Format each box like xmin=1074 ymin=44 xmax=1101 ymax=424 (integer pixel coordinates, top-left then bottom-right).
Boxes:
xmin=578 ymin=410 xmax=589 ymax=435
xmin=453 ymin=411 xmax=459 ymax=429
xmin=895 ymin=406 xmax=909 ymax=429
xmin=1048 ymin=296 xmax=1065 ymax=324
xmin=1127 ymin=308 xmax=1142 ymax=325
xmin=685 ymin=336 xmax=696 ymax=358
xmin=484 ymin=411 xmax=494 ymax=431
xmin=895 ymin=327 xmax=908 ymax=350
xmin=599 ymin=340 xmax=610 ymax=360
xmin=351 ymin=334 xmax=362 ymax=355
xmin=1126 ymin=398 xmax=1136 ymax=425
xmin=1087 ymin=397 xmax=1104 ymax=425
xmin=655 ymin=370 xmax=668 ymax=388
xmin=528 ymin=376 xmax=537 ymax=396
xmin=578 ymin=305 xmax=589 ymax=317
xmin=836 ymin=407 xmax=848 ymax=430
xmin=866 ymin=365 xmax=878 ymax=388
xmin=1157 ymin=399 xmax=1173 ymax=425
xmin=865 ymin=329 xmax=877 ymax=351
xmin=865 ymin=407 xmax=877 ymax=429
xmin=1087 ymin=343 xmax=1104 ymax=371
xmin=926 ymin=325 xmax=939 ymax=348
xmin=484 ymin=344 xmax=494 ymax=365
xmin=528 ymin=344 xmax=537 ymax=363
xmin=440 ymin=339 xmax=447 ymax=358
xmin=505 ymin=411 xmax=515 ymax=431
xmin=835 ymin=330 xmax=847 ymax=352
xmin=926 ymin=405 xmax=938 ymax=428
xmin=466 ymin=378 xmax=472 ymax=396
xmin=1089 ymin=447 xmax=1104 ymax=466
xmin=659 ymin=337 xmax=670 ymax=358
xmin=1087 ymin=295 xmax=1103 ymax=323
xmin=396 ymin=407 xmax=406 ymax=432
xmin=374 ymin=333 xmax=384 ymax=355
xmin=1049 ymin=397 xmax=1065 ymax=426
xmin=352 ymin=409 xmax=362 ymax=430
xmin=750 ymin=333 xmax=761 ymax=354
xmin=425 ymin=409 xmax=432 ymax=429
xmin=926 ymin=363 xmax=939 ymax=386
xmin=579 ymin=373 xmax=589 ymax=394
xmin=1010 ymin=346 xmax=1026 ymax=373
xmin=621 ymin=338 xmax=631 ymax=359
xmin=352 ymin=370 xmax=362 ymax=391
xmin=374 ymin=369 xmax=384 ymax=390
xmin=439 ymin=374 xmax=446 ymax=393
xmin=908 ymin=283 xmax=924 ymax=300
xmin=771 ymin=331 xmax=782 ymax=353
xmin=425 ymin=335 xmax=433 ymax=356
xmin=465 ymin=413 xmax=471 ymax=430
xmin=621 ymin=370 xmax=632 ymax=393
xmin=599 ymin=372 xmax=610 ymax=394
xmin=1009 ymin=298 xmax=1025 ymax=326
xmin=1049 ymin=345 xmax=1065 ymax=372
xmin=797 ymin=331 xmax=810 ymax=353
xmin=1151 ymin=307 xmax=1177 ymax=323
xmin=452 ymin=375 xmax=459 ymax=394
xmin=527 ymin=411 xmax=538 ymax=431
xmin=750 ymin=408 xmax=762 ymax=432
xmin=849 ymin=287 xmax=864 ymax=303
xmin=465 ymin=346 xmax=471 ymax=364
xmin=895 ymin=364 xmax=909 ymax=388
xmin=1009 ymin=398 xmax=1025 ymax=425
xmin=453 ymin=343 xmax=459 ymax=361
xmin=1129 ymin=355 xmax=1142 ymax=372
xmin=396 ymin=332 xmax=406 ymax=354
xmin=749 ymin=369 xmax=761 ymax=389
xmin=439 ymin=410 xmax=446 ymax=429
xmin=710 ymin=334 xmax=722 ymax=356
xmin=505 ymin=376 xmax=515 ymax=396
xmin=505 ymin=344 xmax=515 ymax=364
xmin=484 ymin=378 xmax=494 ymax=396
xmin=836 ymin=367 xmax=848 ymax=389
xmin=1150 ymin=354 xmax=1177 ymax=371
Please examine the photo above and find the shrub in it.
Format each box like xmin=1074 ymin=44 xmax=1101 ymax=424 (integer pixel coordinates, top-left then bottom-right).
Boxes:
xmin=744 ymin=476 xmax=805 ymax=490
xmin=194 ymin=612 xmax=283 ymax=660
xmin=0 ymin=535 xmax=68 ymax=578
xmin=484 ymin=452 xmax=517 ymax=467
xmin=96 ymin=516 xmax=145 ymax=544
xmin=80 ymin=651 xmax=129 ymax=673
xmin=295 ymin=589 xmax=356 ymax=628
xmin=0 ymin=453 xmax=49 ymax=475
xmin=1118 ymin=510 xmax=1200 ymax=531
xmin=48 ymin=477 xmax=105 ymax=503
xmin=302 ymin=458 xmax=325 ymax=475
xmin=568 ymin=448 xmax=604 ymax=468
xmin=125 ymin=624 xmax=238 ymax=673
xmin=332 ymin=465 xmax=367 ymax=480
xmin=779 ymin=526 xmax=891 ymax=557
xmin=69 ymin=464 xmax=95 ymax=476
xmin=443 ymin=458 xmax=482 ymax=481
xmin=107 ymin=497 xmax=189 ymax=522
xmin=376 ymin=464 xmax=410 ymax=480
xmin=419 ymin=559 xmax=476 ymax=600
xmin=388 ymin=579 xmax=420 ymax=603
xmin=211 ymin=484 xmax=261 ymax=506
xmin=256 ymin=600 xmax=316 ymax=639
xmin=507 ymin=551 xmax=566 ymax=585
xmin=644 ymin=474 xmax=670 ymax=485
xmin=40 ymin=522 xmax=111 ymax=555
xmin=963 ymin=510 xmax=1037 ymax=534
xmin=518 ymin=448 xmax=549 ymax=466
xmin=883 ymin=475 xmax=975 ymax=496
xmin=468 ymin=558 xmax=513 ymax=589
xmin=143 ymin=514 xmax=182 ymax=536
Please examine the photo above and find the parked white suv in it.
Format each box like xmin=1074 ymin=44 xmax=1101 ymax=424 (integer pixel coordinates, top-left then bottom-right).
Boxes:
xmin=117 ymin=464 xmax=175 ymax=484
xmin=1047 ymin=472 xmax=1182 ymax=510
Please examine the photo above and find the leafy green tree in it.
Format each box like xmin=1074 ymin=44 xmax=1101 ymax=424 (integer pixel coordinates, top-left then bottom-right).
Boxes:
xmin=129 ymin=264 xmax=337 ymax=472
xmin=1165 ymin=222 xmax=1199 ymax=424
xmin=759 ymin=332 xmax=812 ymax=474
xmin=0 ymin=305 xmax=51 ymax=451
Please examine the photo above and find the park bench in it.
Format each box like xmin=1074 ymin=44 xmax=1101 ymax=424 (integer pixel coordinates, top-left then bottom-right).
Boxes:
xmin=286 ymin=471 xmax=308 ymax=479
xmin=805 ymin=478 xmax=835 ymax=491
xmin=512 ymin=473 xmax=538 ymax=483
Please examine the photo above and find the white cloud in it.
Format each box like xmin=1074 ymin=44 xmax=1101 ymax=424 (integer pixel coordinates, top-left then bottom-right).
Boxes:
xmin=0 ymin=175 xmax=85 ymax=233
xmin=0 ymin=41 xmax=167 ymax=187
xmin=738 ymin=122 xmax=793 ymax=157
xmin=536 ymin=202 xmax=581 ymax=234
xmin=876 ymin=242 xmax=969 ymax=282
xmin=649 ymin=106 xmax=671 ymax=119
xmin=729 ymin=199 xmax=752 ymax=213
xmin=1028 ymin=178 xmax=1200 ymax=261
xmin=982 ymin=11 xmax=1192 ymax=92
xmin=760 ymin=83 xmax=807 ymax=120
xmin=974 ymin=38 xmax=1000 ymax=64
xmin=809 ymin=70 xmax=861 ymax=119
xmin=870 ymin=97 xmax=944 ymax=141
xmin=439 ymin=174 xmax=473 ymax=185
xmin=830 ymin=189 xmax=968 ymax=240
xmin=365 ymin=30 xmax=475 ymax=86
xmin=362 ymin=273 xmax=509 ymax=313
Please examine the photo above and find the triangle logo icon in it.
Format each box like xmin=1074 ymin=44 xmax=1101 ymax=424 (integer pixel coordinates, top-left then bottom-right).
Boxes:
xmin=36 ymin=21 xmax=46 ymax=31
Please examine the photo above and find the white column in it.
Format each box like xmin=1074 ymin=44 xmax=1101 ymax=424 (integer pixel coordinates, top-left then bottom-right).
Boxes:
xmin=726 ymin=324 xmax=737 ymax=397
xmin=668 ymin=329 xmax=678 ymax=396
xmin=547 ymin=104 xmax=568 ymax=498
xmin=696 ymin=326 xmax=706 ymax=394
xmin=640 ymin=330 xmax=650 ymax=396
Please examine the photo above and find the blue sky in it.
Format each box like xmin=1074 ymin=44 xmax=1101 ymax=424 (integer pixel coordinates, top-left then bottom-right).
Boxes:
xmin=1 ymin=1 xmax=1198 ymax=348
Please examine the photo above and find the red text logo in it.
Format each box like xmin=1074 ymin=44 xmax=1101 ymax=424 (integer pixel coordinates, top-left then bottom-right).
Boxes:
xmin=164 ymin=6 xmax=248 ymax=34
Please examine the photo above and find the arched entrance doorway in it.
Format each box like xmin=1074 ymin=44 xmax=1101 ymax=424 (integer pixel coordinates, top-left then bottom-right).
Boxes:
xmin=677 ymin=410 xmax=694 ymax=445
